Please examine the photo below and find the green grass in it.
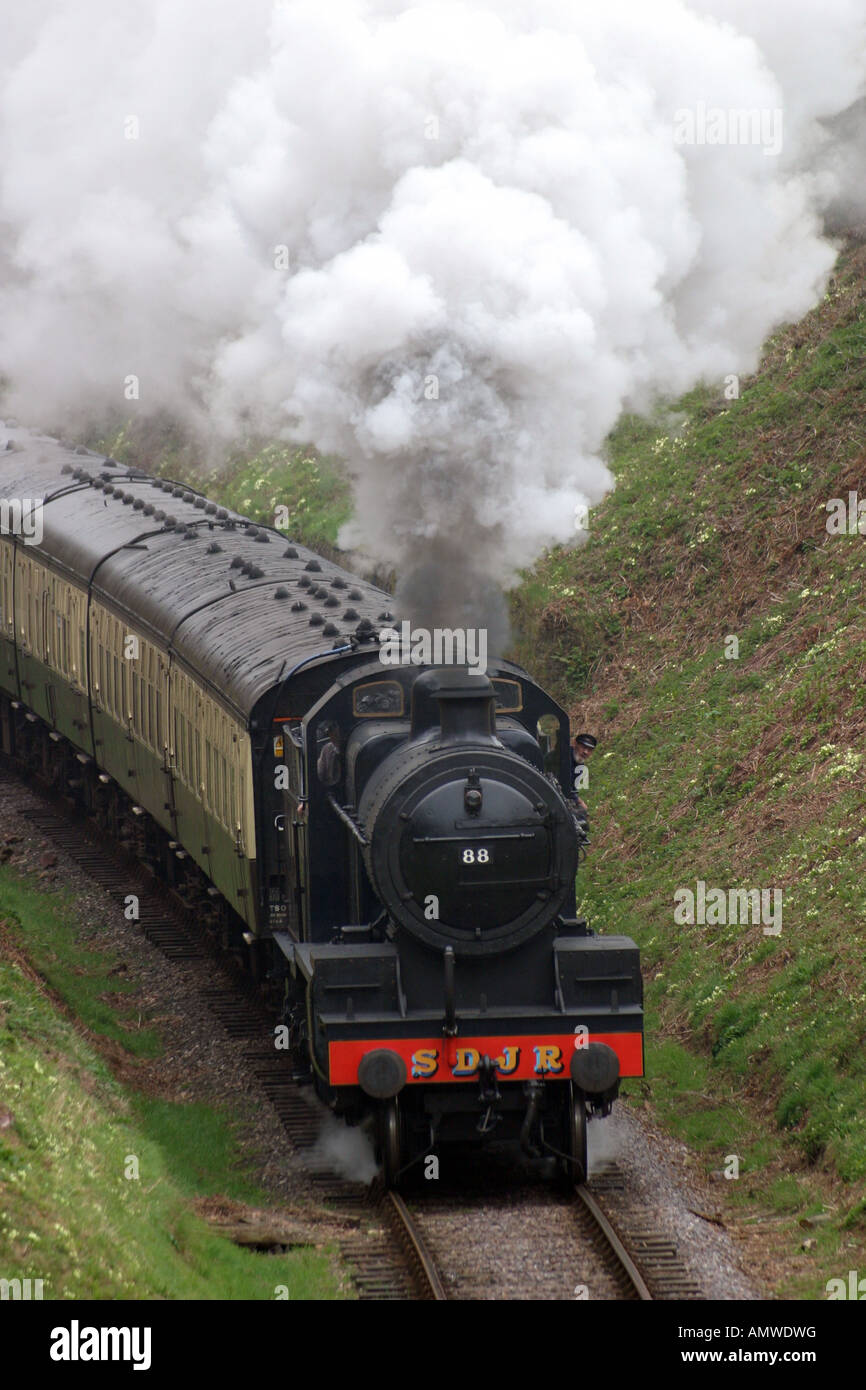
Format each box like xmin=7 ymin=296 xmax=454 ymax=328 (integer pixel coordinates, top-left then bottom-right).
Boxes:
xmin=0 ymin=873 xmax=345 ymax=1300
xmin=93 ymin=424 xmax=352 ymax=559
xmin=0 ymin=866 xmax=160 ymax=1057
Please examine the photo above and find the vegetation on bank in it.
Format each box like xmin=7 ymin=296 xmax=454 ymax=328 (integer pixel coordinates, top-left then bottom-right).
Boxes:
xmin=0 ymin=868 xmax=344 ymax=1299
xmin=511 ymin=238 xmax=866 ymax=1294
xmin=93 ymin=424 xmax=352 ymax=562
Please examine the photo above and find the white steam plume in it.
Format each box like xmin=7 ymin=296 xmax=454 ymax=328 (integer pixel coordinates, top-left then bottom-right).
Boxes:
xmin=310 ymin=1114 xmax=379 ymax=1185
xmin=1 ymin=1 xmax=864 ymax=630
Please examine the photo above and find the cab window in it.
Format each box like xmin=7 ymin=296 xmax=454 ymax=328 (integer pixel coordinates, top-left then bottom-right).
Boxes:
xmin=492 ymin=679 xmax=522 ymax=713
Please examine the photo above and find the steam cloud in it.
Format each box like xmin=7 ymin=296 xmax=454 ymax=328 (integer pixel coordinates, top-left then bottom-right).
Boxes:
xmin=311 ymin=1114 xmax=379 ymax=1185
xmin=1 ymin=1 xmax=864 ymax=632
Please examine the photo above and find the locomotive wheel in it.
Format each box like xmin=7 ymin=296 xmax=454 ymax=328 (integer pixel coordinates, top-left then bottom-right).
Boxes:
xmin=378 ymin=1098 xmax=404 ymax=1189
xmin=563 ymin=1084 xmax=588 ymax=1185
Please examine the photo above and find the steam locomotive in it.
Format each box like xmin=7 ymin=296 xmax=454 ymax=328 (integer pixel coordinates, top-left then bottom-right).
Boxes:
xmin=0 ymin=424 xmax=643 ymax=1184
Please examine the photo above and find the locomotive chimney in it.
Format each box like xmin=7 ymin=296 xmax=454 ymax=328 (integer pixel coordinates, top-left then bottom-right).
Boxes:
xmin=410 ymin=667 xmax=500 ymax=745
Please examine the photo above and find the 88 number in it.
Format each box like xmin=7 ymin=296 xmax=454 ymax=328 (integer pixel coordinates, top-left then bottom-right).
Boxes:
xmin=461 ymin=848 xmax=490 ymax=864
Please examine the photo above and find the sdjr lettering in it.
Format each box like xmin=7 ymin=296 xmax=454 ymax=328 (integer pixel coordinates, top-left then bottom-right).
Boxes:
xmin=329 ymin=1031 xmax=644 ymax=1086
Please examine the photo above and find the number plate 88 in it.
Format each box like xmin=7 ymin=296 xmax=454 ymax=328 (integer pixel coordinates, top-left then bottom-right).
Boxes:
xmin=461 ymin=848 xmax=490 ymax=864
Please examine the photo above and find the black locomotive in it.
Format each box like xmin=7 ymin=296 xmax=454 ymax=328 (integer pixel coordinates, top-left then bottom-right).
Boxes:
xmin=0 ymin=424 xmax=643 ymax=1183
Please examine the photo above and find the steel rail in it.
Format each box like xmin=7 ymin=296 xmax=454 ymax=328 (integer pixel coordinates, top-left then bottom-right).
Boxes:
xmin=386 ymin=1191 xmax=448 ymax=1301
xmin=575 ymin=1183 xmax=654 ymax=1300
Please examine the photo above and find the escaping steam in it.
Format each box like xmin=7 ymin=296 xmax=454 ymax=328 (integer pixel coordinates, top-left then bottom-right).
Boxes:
xmin=1 ymin=1 xmax=865 ymax=631
xmin=311 ymin=1114 xmax=380 ymax=1185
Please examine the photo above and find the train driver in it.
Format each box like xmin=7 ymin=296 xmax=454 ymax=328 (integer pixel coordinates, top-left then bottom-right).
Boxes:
xmin=570 ymin=732 xmax=597 ymax=821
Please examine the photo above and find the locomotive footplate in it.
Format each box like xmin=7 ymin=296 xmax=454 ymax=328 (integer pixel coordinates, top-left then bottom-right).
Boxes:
xmin=325 ymin=1020 xmax=643 ymax=1087
xmin=287 ymin=934 xmax=643 ymax=1092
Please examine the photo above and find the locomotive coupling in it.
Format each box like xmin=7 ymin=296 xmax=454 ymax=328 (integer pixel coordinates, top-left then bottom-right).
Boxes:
xmin=519 ymin=1081 xmax=545 ymax=1158
xmin=570 ymin=1041 xmax=620 ymax=1096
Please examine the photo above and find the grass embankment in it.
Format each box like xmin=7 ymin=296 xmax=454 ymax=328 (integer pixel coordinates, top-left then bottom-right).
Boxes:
xmin=0 ymin=867 xmax=343 ymax=1299
xmin=511 ymin=238 xmax=866 ymax=1294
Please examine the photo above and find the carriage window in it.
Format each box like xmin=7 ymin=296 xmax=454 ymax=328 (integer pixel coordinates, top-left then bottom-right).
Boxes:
xmin=352 ymin=680 xmax=404 ymax=717
xmin=492 ymin=679 xmax=522 ymax=713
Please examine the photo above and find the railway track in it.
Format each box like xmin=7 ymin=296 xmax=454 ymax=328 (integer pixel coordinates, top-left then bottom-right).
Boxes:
xmin=386 ymin=1191 xmax=448 ymax=1300
xmin=574 ymin=1182 xmax=652 ymax=1299
xmin=7 ymin=765 xmax=696 ymax=1301
xmin=396 ymin=1173 xmax=666 ymax=1301
xmin=586 ymin=1162 xmax=702 ymax=1297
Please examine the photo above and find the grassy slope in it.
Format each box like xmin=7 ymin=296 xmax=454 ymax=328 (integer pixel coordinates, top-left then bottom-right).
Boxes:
xmin=0 ymin=869 xmax=344 ymax=1299
xmin=511 ymin=237 xmax=866 ymax=1291
xmin=95 ymin=425 xmax=352 ymax=562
